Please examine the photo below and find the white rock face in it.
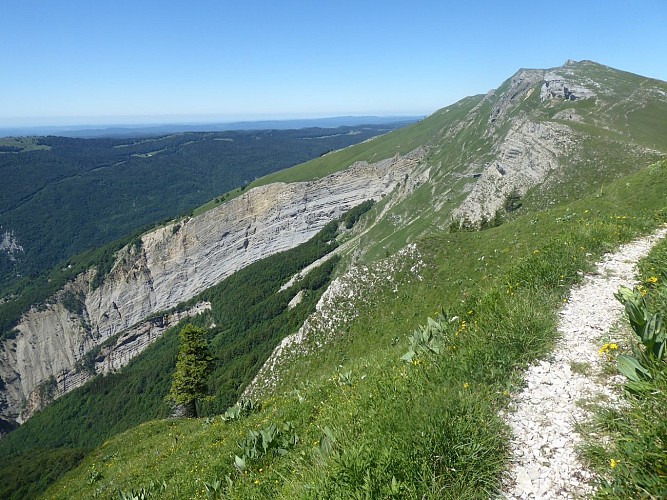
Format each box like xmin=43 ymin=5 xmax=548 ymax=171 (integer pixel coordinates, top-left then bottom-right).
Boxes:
xmin=0 ymin=149 xmax=424 ymax=426
xmin=453 ymin=116 xmax=574 ymax=222
xmin=0 ymin=230 xmax=23 ymax=261
xmin=0 ymin=299 xmax=93 ymax=426
xmin=540 ymin=71 xmax=596 ymax=102
xmin=287 ymin=290 xmax=304 ymax=310
xmin=15 ymin=302 xmax=210 ymax=423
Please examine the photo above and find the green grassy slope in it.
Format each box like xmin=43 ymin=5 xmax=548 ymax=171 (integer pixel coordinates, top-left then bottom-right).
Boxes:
xmin=45 ymin=160 xmax=667 ymax=499
xmin=250 ymin=95 xmax=485 ymax=187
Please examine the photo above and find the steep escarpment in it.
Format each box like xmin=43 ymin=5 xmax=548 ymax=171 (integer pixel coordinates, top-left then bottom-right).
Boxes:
xmin=2 ymin=60 xmax=665 ymax=438
xmin=451 ymin=61 xmax=667 ymax=222
xmin=452 ymin=115 xmax=575 ymax=221
xmin=0 ymin=149 xmax=425 ymax=426
xmin=14 ymin=302 xmax=210 ymax=422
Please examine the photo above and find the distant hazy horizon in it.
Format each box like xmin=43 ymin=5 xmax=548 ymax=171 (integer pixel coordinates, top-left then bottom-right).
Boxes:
xmin=1 ymin=1 xmax=665 ymax=129
xmin=0 ymin=115 xmax=423 ymax=138
xmin=0 ymin=112 xmax=421 ymax=129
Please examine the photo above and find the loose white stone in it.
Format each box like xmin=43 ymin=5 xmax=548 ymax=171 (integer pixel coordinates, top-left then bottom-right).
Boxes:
xmin=501 ymin=227 xmax=667 ymax=498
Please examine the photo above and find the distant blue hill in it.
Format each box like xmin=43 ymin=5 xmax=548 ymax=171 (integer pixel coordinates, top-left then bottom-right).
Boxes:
xmin=0 ymin=116 xmax=422 ymax=138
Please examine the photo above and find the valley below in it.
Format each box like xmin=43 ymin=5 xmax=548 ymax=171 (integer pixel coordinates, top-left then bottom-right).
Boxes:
xmin=0 ymin=148 xmax=424 ymax=426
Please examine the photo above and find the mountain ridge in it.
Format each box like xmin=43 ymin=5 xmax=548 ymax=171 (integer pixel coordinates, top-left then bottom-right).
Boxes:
xmin=3 ymin=59 xmax=666 ymax=429
xmin=1 ymin=59 xmax=666 ymax=498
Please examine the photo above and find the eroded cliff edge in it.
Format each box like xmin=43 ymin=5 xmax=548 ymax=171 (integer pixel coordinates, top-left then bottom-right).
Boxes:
xmin=0 ymin=149 xmax=425 ymax=427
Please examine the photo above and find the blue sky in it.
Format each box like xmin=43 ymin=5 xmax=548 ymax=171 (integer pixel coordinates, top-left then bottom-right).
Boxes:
xmin=2 ymin=0 xmax=666 ymax=126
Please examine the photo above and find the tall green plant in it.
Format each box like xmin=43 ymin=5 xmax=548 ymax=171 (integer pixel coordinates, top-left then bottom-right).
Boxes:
xmin=615 ymin=285 xmax=666 ymax=383
xmin=166 ymin=324 xmax=213 ymax=417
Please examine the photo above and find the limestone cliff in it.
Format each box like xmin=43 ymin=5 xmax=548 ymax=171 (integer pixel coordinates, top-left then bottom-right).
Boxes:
xmin=452 ymin=115 xmax=575 ymax=222
xmin=16 ymin=302 xmax=210 ymax=421
xmin=451 ymin=61 xmax=665 ymax=223
xmin=0 ymin=149 xmax=424 ymax=427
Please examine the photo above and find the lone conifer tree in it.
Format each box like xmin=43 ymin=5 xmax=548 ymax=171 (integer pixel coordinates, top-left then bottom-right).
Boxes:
xmin=166 ymin=324 xmax=213 ymax=418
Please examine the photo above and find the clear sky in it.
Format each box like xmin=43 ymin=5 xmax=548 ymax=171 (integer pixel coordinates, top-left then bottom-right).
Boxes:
xmin=2 ymin=0 xmax=666 ymax=127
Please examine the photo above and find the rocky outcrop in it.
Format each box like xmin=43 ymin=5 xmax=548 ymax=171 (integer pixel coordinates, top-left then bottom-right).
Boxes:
xmin=244 ymin=243 xmax=426 ymax=399
xmin=0 ymin=230 xmax=23 ymax=261
xmin=489 ymin=69 xmax=545 ymax=126
xmin=452 ymin=116 xmax=574 ymax=222
xmin=0 ymin=149 xmax=424 ymax=426
xmin=540 ymin=71 xmax=596 ymax=102
xmin=452 ymin=63 xmax=600 ymax=223
xmin=14 ymin=302 xmax=210 ymax=422
xmin=0 ymin=299 xmax=91 ymax=428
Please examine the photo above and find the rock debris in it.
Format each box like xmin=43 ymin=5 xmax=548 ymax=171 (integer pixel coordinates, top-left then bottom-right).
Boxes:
xmin=501 ymin=227 xmax=667 ymax=499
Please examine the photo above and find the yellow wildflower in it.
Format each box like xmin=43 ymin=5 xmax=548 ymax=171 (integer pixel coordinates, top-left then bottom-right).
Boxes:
xmin=463 ymin=382 xmax=470 ymax=389
xmin=610 ymin=458 xmax=620 ymax=469
xmin=599 ymin=343 xmax=619 ymax=356
xmin=646 ymin=276 xmax=659 ymax=284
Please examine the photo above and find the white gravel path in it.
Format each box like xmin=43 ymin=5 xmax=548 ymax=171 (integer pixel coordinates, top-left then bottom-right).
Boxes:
xmin=501 ymin=227 xmax=667 ymax=499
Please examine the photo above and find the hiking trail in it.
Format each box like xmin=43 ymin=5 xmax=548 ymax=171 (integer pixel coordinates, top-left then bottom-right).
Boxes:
xmin=502 ymin=227 xmax=667 ymax=499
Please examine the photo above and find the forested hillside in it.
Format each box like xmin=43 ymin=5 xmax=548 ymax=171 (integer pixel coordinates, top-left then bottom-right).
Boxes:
xmin=0 ymin=124 xmax=403 ymax=291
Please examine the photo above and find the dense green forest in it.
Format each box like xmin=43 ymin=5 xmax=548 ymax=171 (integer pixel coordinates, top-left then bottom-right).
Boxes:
xmin=0 ymin=125 xmax=400 ymax=292
xmin=0 ymin=215 xmax=346 ymax=499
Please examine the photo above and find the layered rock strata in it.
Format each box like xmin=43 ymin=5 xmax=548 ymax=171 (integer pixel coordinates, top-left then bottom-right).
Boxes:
xmin=453 ymin=65 xmax=597 ymax=222
xmin=453 ymin=116 xmax=574 ymax=222
xmin=17 ymin=302 xmax=210 ymax=422
xmin=0 ymin=149 xmax=423 ymax=427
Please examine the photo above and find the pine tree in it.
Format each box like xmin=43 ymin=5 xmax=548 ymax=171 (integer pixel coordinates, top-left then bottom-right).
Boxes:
xmin=166 ymin=324 xmax=213 ymax=418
